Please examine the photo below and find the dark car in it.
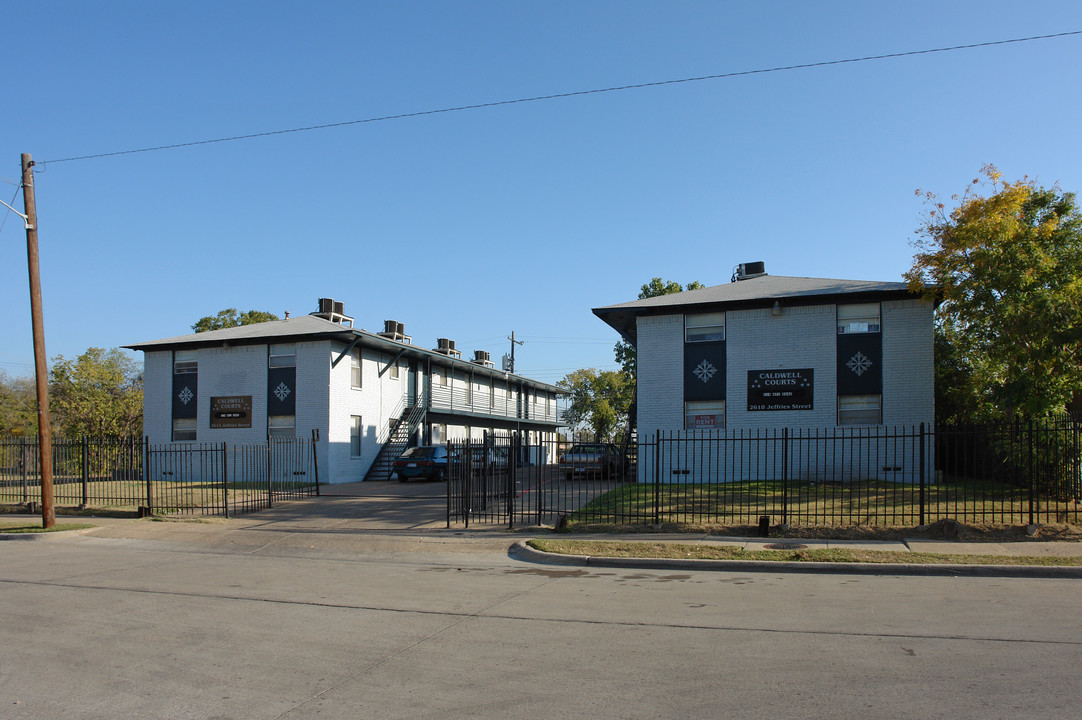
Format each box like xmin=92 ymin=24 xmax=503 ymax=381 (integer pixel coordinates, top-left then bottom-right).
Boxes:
xmin=393 ymin=445 xmax=449 ymax=482
xmin=559 ymin=443 xmax=626 ymax=481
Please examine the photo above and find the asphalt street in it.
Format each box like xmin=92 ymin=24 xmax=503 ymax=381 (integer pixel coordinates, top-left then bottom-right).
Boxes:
xmin=2 ymin=492 xmax=1081 ymax=720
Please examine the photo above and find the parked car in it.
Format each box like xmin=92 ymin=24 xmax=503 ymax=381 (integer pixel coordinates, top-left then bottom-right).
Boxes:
xmin=559 ymin=443 xmax=626 ymax=481
xmin=393 ymin=445 xmax=449 ymax=482
xmin=451 ymin=446 xmax=509 ymax=476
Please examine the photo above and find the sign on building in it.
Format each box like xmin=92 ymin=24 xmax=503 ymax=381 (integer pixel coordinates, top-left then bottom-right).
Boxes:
xmin=747 ymin=369 xmax=813 ymax=411
xmin=210 ymin=395 xmax=253 ymax=428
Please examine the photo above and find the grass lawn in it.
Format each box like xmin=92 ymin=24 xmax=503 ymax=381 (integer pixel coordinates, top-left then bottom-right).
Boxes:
xmin=567 ymin=479 xmax=1081 ymax=529
xmin=0 ymin=521 xmax=95 ymax=534
xmin=527 ymin=538 xmax=1082 ymax=566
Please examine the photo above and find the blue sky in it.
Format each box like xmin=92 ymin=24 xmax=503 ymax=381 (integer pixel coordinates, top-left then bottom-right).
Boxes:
xmin=3 ymin=1 xmax=1081 ymax=385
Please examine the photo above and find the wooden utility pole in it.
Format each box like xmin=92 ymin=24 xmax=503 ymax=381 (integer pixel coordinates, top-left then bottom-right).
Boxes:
xmin=22 ymin=153 xmax=54 ymax=528
xmin=507 ymin=331 xmax=524 ymax=374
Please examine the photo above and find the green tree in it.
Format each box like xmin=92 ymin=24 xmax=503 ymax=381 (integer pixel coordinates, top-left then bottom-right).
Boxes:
xmin=0 ymin=370 xmax=40 ymax=437
xmin=557 ymin=368 xmax=633 ymax=441
xmin=50 ymin=348 xmax=143 ymax=437
xmin=192 ymin=308 xmax=279 ymax=333
xmin=905 ymin=165 xmax=1082 ymax=420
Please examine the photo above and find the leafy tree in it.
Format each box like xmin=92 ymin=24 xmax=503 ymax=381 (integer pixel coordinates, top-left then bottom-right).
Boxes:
xmin=905 ymin=165 xmax=1082 ymax=420
xmin=50 ymin=348 xmax=143 ymax=437
xmin=0 ymin=370 xmax=41 ymax=437
xmin=192 ymin=308 xmax=279 ymax=333
xmin=557 ymin=368 xmax=633 ymax=441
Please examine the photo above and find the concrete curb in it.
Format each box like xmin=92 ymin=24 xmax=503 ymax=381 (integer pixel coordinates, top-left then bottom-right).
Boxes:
xmin=509 ymin=541 xmax=1082 ymax=578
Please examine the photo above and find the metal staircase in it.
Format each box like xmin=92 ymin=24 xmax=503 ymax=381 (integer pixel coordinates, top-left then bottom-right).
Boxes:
xmin=362 ymin=391 xmax=429 ymax=482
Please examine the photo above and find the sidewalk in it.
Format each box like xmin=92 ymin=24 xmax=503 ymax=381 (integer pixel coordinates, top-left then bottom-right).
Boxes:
xmin=5 ymin=493 xmax=1082 ymax=576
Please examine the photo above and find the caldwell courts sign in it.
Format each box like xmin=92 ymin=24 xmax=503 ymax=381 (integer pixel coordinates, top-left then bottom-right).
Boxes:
xmin=747 ymin=369 xmax=813 ymax=411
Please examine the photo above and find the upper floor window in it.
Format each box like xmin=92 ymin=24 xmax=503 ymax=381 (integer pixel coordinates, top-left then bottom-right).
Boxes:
xmin=269 ymin=344 xmax=296 ymax=368
xmin=174 ymin=349 xmax=198 ymax=374
xmin=351 ymin=349 xmax=362 ymax=389
xmin=387 ymin=357 xmax=400 ymax=380
xmin=685 ymin=312 xmax=726 ymax=342
xmin=837 ymin=304 xmax=880 ymax=334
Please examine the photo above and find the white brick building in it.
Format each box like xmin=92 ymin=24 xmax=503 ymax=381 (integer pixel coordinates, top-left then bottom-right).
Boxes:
xmin=593 ymin=265 xmax=936 ymax=482
xmin=128 ymin=300 xmax=563 ymax=484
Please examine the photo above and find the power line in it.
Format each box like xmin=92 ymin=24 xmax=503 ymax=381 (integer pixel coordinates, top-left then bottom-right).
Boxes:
xmin=40 ymin=30 xmax=1079 ymax=166
xmin=0 ymin=187 xmax=22 ymax=235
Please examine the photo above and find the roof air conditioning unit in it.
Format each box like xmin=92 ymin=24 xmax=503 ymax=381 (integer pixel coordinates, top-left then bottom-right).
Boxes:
xmin=734 ymin=261 xmax=767 ymax=281
xmin=333 ymin=301 xmax=345 ymax=316
xmin=318 ymin=297 xmax=335 ymax=313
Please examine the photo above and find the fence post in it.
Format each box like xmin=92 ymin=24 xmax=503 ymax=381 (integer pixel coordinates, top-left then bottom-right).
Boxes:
xmin=222 ymin=442 xmax=229 ymax=518
xmin=1027 ymin=418 xmax=1035 ymax=526
xmin=782 ymin=427 xmax=789 ymax=524
xmin=144 ymin=436 xmax=152 ymax=515
xmin=267 ymin=441 xmax=273 ymax=509
xmin=20 ymin=437 xmax=29 ymax=504
xmin=81 ymin=436 xmax=90 ymax=509
xmin=919 ymin=422 xmax=926 ymax=527
xmin=311 ymin=429 xmax=321 ymax=496
xmin=508 ymin=431 xmax=516 ymax=531
xmin=653 ymin=431 xmax=661 ymax=526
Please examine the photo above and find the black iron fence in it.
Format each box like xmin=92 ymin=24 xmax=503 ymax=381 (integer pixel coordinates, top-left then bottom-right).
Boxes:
xmin=2 ymin=436 xmax=319 ymax=517
xmin=447 ymin=417 xmax=1082 ymax=529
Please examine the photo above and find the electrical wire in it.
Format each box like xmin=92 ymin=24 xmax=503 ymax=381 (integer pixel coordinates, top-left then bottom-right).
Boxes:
xmin=40 ymin=30 xmax=1079 ymax=165
xmin=0 ymin=187 xmax=23 ymax=236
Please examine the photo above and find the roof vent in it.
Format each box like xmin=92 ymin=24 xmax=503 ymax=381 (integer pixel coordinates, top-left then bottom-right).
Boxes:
xmin=471 ymin=350 xmax=494 ymax=368
xmin=378 ymin=320 xmax=411 ymax=344
xmin=310 ymin=297 xmax=353 ymax=327
xmin=434 ymin=338 xmax=461 ymax=359
xmin=732 ymin=261 xmax=767 ymax=282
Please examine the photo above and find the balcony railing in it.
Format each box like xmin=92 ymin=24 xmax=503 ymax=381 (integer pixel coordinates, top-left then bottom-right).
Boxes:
xmin=422 ymin=385 xmax=561 ymax=424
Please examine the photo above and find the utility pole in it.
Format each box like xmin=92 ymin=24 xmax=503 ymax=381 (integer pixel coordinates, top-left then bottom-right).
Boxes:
xmin=507 ymin=331 xmax=524 ymax=374
xmin=22 ymin=153 xmax=54 ymax=528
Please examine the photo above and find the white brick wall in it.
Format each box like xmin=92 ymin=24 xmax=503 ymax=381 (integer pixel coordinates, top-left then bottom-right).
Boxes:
xmin=142 ymin=351 xmax=173 ymax=443
xmin=637 ymin=300 xmax=934 ymax=433
xmin=727 ymin=304 xmax=837 ymax=429
xmin=141 ymin=339 xmax=561 ymax=484
xmin=634 ymin=298 xmax=935 ymax=483
xmin=882 ymin=298 xmax=935 ymax=427
xmin=637 ymin=314 xmax=684 ymax=432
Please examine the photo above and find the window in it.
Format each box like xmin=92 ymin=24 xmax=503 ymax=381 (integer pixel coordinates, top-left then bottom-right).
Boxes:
xmin=838 ymin=395 xmax=882 ymax=425
xmin=490 ymin=378 xmax=495 ymax=408
xmin=351 ymin=349 xmax=362 ymax=389
xmin=172 ymin=417 xmax=196 ymax=442
xmin=269 ymin=344 xmax=296 ymax=368
xmin=685 ymin=400 xmax=725 ymax=430
xmin=686 ymin=312 xmax=726 ymax=342
xmin=465 ymin=379 xmax=473 ymax=405
xmin=438 ymin=369 xmax=448 ymax=387
xmin=388 ymin=357 xmax=399 ymax=380
xmin=174 ymin=350 xmax=198 ymax=374
xmin=431 ymin=423 xmax=446 ymax=444
xmin=268 ymin=415 xmax=295 ymax=438
xmin=350 ymin=416 xmax=362 ymax=457
xmin=837 ymin=304 xmax=880 ymax=334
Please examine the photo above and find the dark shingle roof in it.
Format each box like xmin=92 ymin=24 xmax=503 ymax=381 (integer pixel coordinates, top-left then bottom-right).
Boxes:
xmin=125 ymin=315 xmax=563 ymax=392
xmin=593 ymin=274 xmax=916 ymax=342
